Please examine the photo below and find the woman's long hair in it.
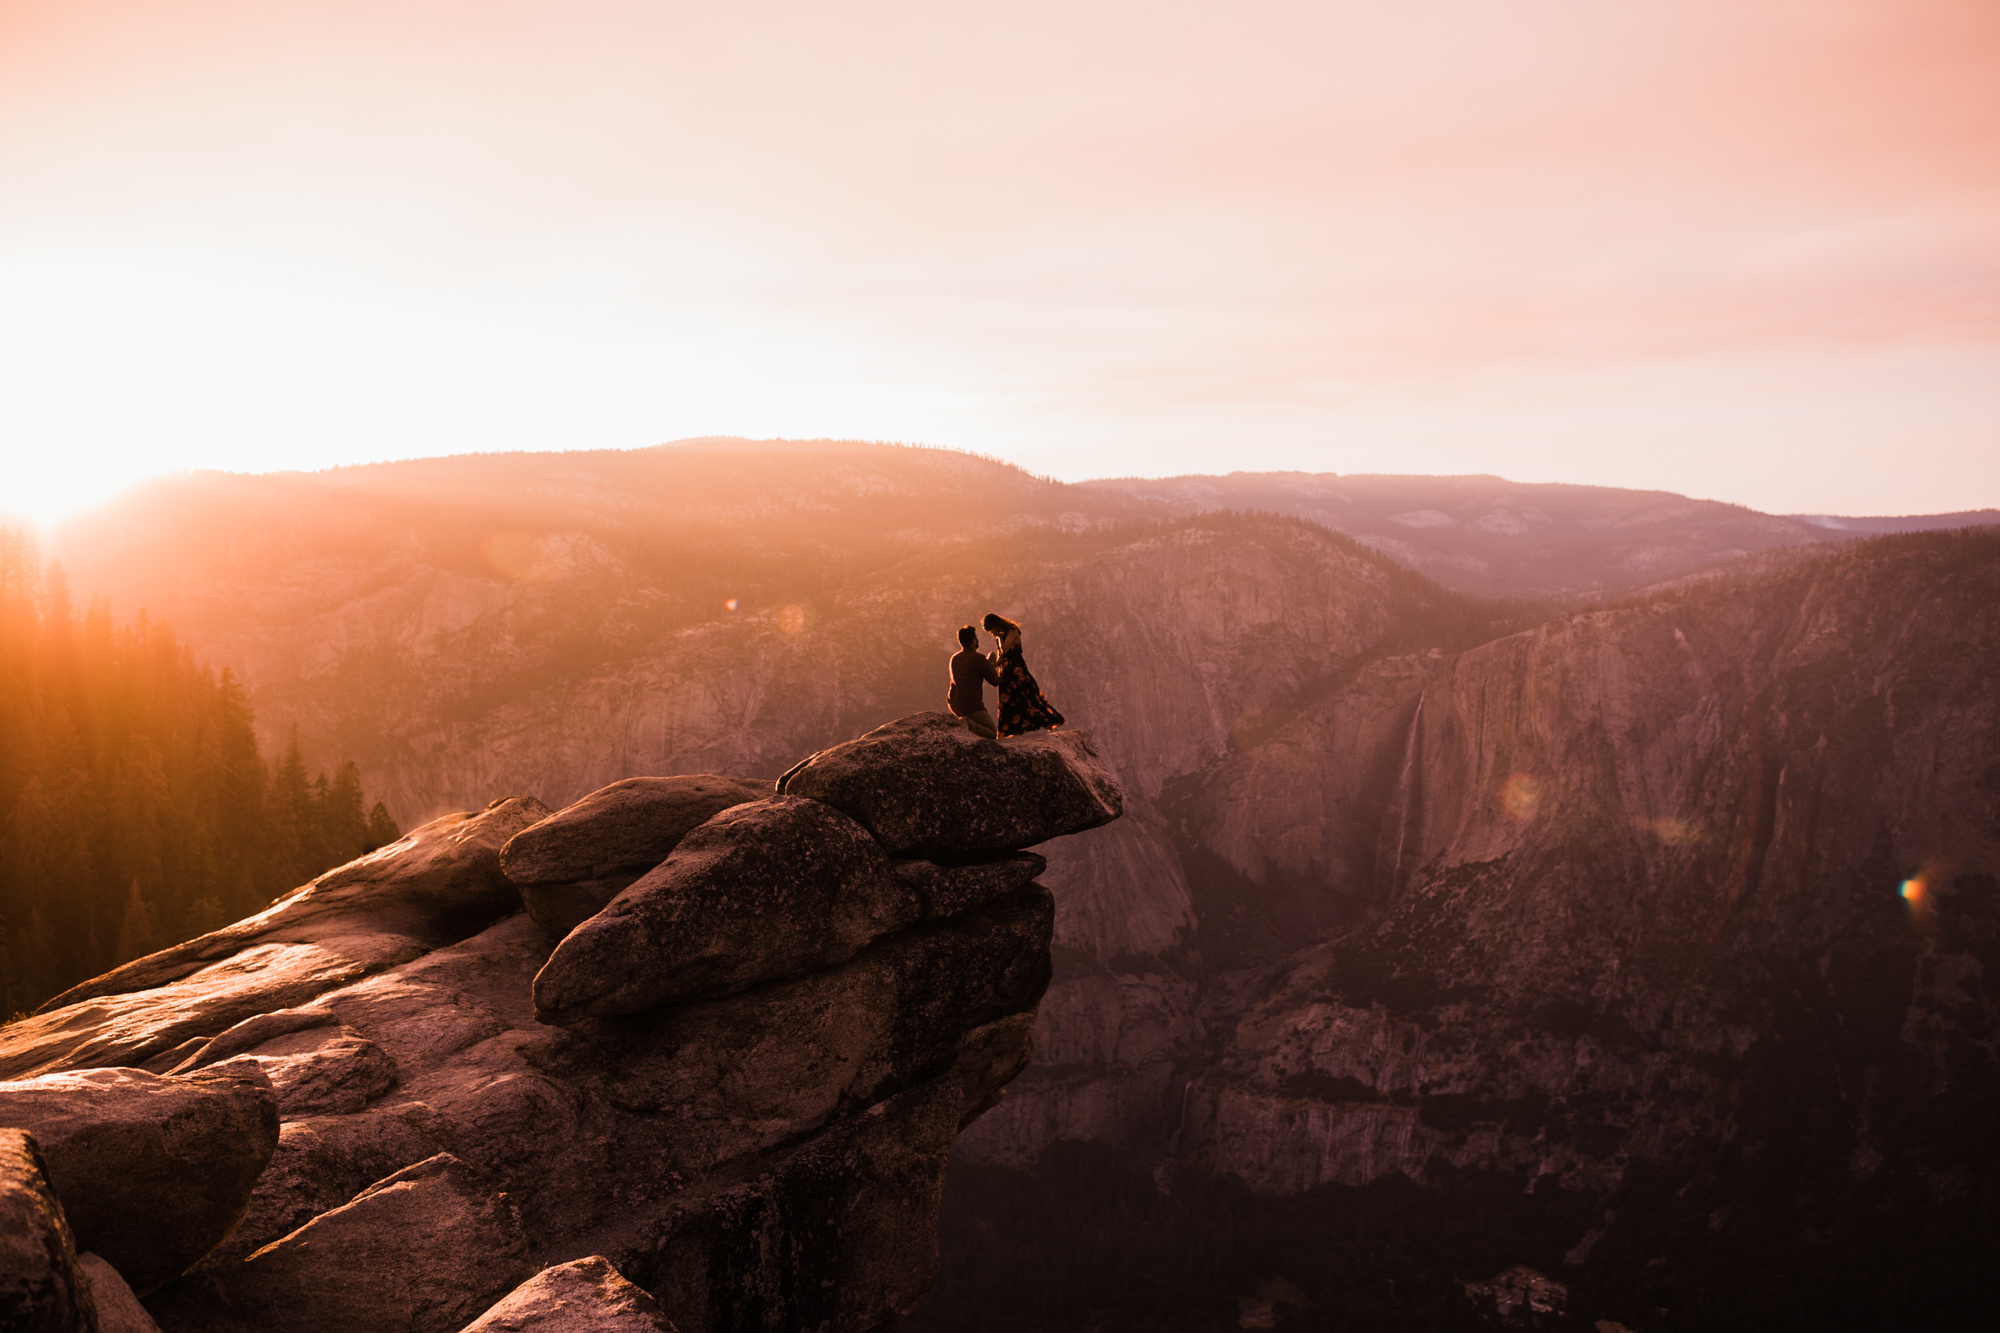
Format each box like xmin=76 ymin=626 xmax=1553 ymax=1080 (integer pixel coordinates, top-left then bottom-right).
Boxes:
xmin=982 ymin=612 xmax=1020 ymax=638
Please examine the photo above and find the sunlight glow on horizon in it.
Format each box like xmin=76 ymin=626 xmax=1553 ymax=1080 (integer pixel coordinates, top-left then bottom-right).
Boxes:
xmin=4 ymin=1 xmax=1998 ymax=526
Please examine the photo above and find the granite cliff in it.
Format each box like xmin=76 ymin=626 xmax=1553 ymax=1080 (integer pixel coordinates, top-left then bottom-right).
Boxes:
xmin=1 ymin=713 xmax=1121 ymax=1332
xmin=1176 ymin=531 xmax=2000 ymax=1204
xmin=47 ymin=449 xmax=1510 ymax=1185
xmin=925 ymin=528 xmax=2000 ymax=1329
xmin=35 ymin=441 xmax=2000 ymax=1323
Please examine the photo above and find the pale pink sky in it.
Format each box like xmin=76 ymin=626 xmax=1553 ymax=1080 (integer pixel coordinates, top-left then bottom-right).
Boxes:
xmin=3 ymin=0 xmax=1997 ymax=524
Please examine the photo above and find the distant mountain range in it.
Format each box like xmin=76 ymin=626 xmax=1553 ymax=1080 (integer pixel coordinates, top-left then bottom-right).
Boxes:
xmin=46 ymin=440 xmax=2000 ymax=1327
xmin=60 ymin=442 xmax=1995 ymax=620
xmin=1084 ymin=470 xmax=1998 ymax=599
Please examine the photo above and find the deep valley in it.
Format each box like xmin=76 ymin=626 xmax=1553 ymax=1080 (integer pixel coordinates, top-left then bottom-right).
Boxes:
xmin=23 ymin=440 xmax=2000 ymax=1330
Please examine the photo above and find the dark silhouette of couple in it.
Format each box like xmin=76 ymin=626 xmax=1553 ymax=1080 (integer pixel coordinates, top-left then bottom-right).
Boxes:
xmin=947 ymin=613 xmax=1064 ymax=739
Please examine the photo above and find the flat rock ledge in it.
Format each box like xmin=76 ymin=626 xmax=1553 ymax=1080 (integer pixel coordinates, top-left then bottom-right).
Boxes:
xmin=778 ymin=711 xmax=1122 ymax=858
xmin=0 ymin=713 xmax=1121 ymax=1333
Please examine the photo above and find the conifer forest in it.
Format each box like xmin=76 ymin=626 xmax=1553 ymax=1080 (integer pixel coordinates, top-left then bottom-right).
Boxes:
xmin=0 ymin=529 xmax=399 ymax=1017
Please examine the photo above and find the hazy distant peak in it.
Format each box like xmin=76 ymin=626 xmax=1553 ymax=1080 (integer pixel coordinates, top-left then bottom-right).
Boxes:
xmin=1788 ymin=510 xmax=2000 ymax=534
xmin=51 ymin=446 xmax=1999 ymax=612
xmin=1082 ymin=470 xmax=1994 ymax=599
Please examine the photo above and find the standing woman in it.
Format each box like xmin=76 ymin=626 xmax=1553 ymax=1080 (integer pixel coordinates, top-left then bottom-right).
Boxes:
xmin=982 ymin=612 xmax=1065 ymax=736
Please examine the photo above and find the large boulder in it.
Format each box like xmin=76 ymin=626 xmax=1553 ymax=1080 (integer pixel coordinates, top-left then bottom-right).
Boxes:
xmin=776 ymin=712 xmax=1121 ymax=858
xmin=255 ymin=795 xmax=553 ymax=941
xmin=501 ymin=776 xmax=771 ymax=939
xmin=456 ymin=1256 xmax=676 ymax=1333
xmin=189 ymin=1108 xmax=447 ymax=1270
xmin=75 ymin=1254 xmax=159 ymax=1333
xmin=2 ymin=711 xmax=1120 ymax=1333
xmin=158 ymin=1006 xmax=395 ymax=1116
xmin=0 ymin=1067 xmax=279 ymax=1294
xmin=149 ymin=1153 xmax=532 ymax=1333
xmin=532 ymin=796 xmax=918 ymax=1022
xmin=230 ymin=1028 xmax=396 ymax=1117
xmin=584 ymin=887 xmax=1055 ymax=1175
xmin=0 ymin=1129 xmax=94 ymax=1333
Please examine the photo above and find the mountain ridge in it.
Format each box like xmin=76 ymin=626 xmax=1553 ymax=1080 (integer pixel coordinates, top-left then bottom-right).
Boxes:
xmin=32 ymin=440 xmax=2000 ymax=1326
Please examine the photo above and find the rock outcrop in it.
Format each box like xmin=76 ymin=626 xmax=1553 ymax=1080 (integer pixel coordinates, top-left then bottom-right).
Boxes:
xmin=500 ymin=776 xmax=771 ymax=939
xmin=32 ymin=443 xmax=1998 ymax=1319
xmin=537 ymin=717 xmax=1119 ymax=1024
xmin=149 ymin=1152 xmax=533 ymax=1333
xmin=5 ymin=797 xmax=553 ymax=1078
xmin=777 ymin=713 xmax=1123 ymax=858
xmin=0 ymin=1068 xmax=279 ymax=1293
xmin=73 ymin=1256 xmax=157 ymax=1333
xmin=1165 ymin=534 xmax=2000 ymax=1202
xmin=533 ymin=795 xmax=917 ymax=1022
xmin=0 ymin=1129 xmax=93 ymax=1333
xmin=0 ymin=713 xmax=1119 ymax=1332
xmin=460 ymin=1256 xmax=675 ymax=1333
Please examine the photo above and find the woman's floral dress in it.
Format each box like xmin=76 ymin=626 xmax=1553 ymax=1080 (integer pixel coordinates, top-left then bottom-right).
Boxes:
xmin=994 ymin=638 xmax=1064 ymax=736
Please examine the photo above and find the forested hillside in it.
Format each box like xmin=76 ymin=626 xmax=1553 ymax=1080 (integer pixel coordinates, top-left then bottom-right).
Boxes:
xmin=0 ymin=530 xmax=398 ymax=1015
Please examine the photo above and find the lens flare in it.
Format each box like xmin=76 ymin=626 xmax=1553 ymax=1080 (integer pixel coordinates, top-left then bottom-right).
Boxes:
xmin=778 ymin=604 xmax=806 ymax=634
xmin=480 ymin=531 xmax=543 ymax=581
xmin=1900 ymin=875 xmax=1927 ymax=904
xmin=1634 ymin=815 xmax=1701 ymax=847
xmin=724 ymin=598 xmax=738 ymax=612
xmin=1501 ymin=772 xmax=1542 ymax=822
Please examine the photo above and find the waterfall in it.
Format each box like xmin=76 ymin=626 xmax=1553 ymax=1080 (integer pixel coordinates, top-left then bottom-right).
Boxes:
xmin=1166 ymin=1078 xmax=1195 ymax=1157
xmin=1155 ymin=1079 xmax=1199 ymax=1195
xmin=1390 ymin=691 xmax=1425 ymax=889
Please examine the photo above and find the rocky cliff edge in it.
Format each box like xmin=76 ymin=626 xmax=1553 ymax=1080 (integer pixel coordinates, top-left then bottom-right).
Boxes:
xmin=0 ymin=712 xmax=1120 ymax=1333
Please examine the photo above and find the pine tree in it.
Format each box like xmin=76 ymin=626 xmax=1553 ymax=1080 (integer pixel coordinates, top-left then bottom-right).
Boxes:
xmin=268 ymin=730 xmax=316 ymax=893
xmin=365 ymin=801 xmax=402 ymax=852
xmin=113 ymin=879 xmax=159 ymax=964
xmin=321 ymin=760 xmax=370 ymax=865
xmin=3 ymin=907 xmax=59 ymax=1018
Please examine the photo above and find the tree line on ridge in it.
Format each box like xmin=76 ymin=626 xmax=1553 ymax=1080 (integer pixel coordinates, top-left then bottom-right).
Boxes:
xmin=0 ymin=528 xmax=399 ymax=1018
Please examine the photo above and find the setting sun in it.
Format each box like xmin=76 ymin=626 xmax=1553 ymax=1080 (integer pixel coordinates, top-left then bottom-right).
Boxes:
xmin=4 ymin=1 xmax=1997 ymax=527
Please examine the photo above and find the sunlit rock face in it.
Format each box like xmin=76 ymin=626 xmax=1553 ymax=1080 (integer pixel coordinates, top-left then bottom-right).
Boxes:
xmin=0 ymin=715 xmax=1120 ymax=1332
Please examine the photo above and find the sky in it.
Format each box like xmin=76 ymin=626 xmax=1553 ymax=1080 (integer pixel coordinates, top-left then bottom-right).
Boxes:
xmin=2 ymin=0 xmax=1997 ymax=528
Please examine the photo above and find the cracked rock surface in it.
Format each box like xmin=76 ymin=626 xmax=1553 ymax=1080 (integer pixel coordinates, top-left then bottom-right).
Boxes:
xmin=0 ymin=714 xmax=1119 ymax=1333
